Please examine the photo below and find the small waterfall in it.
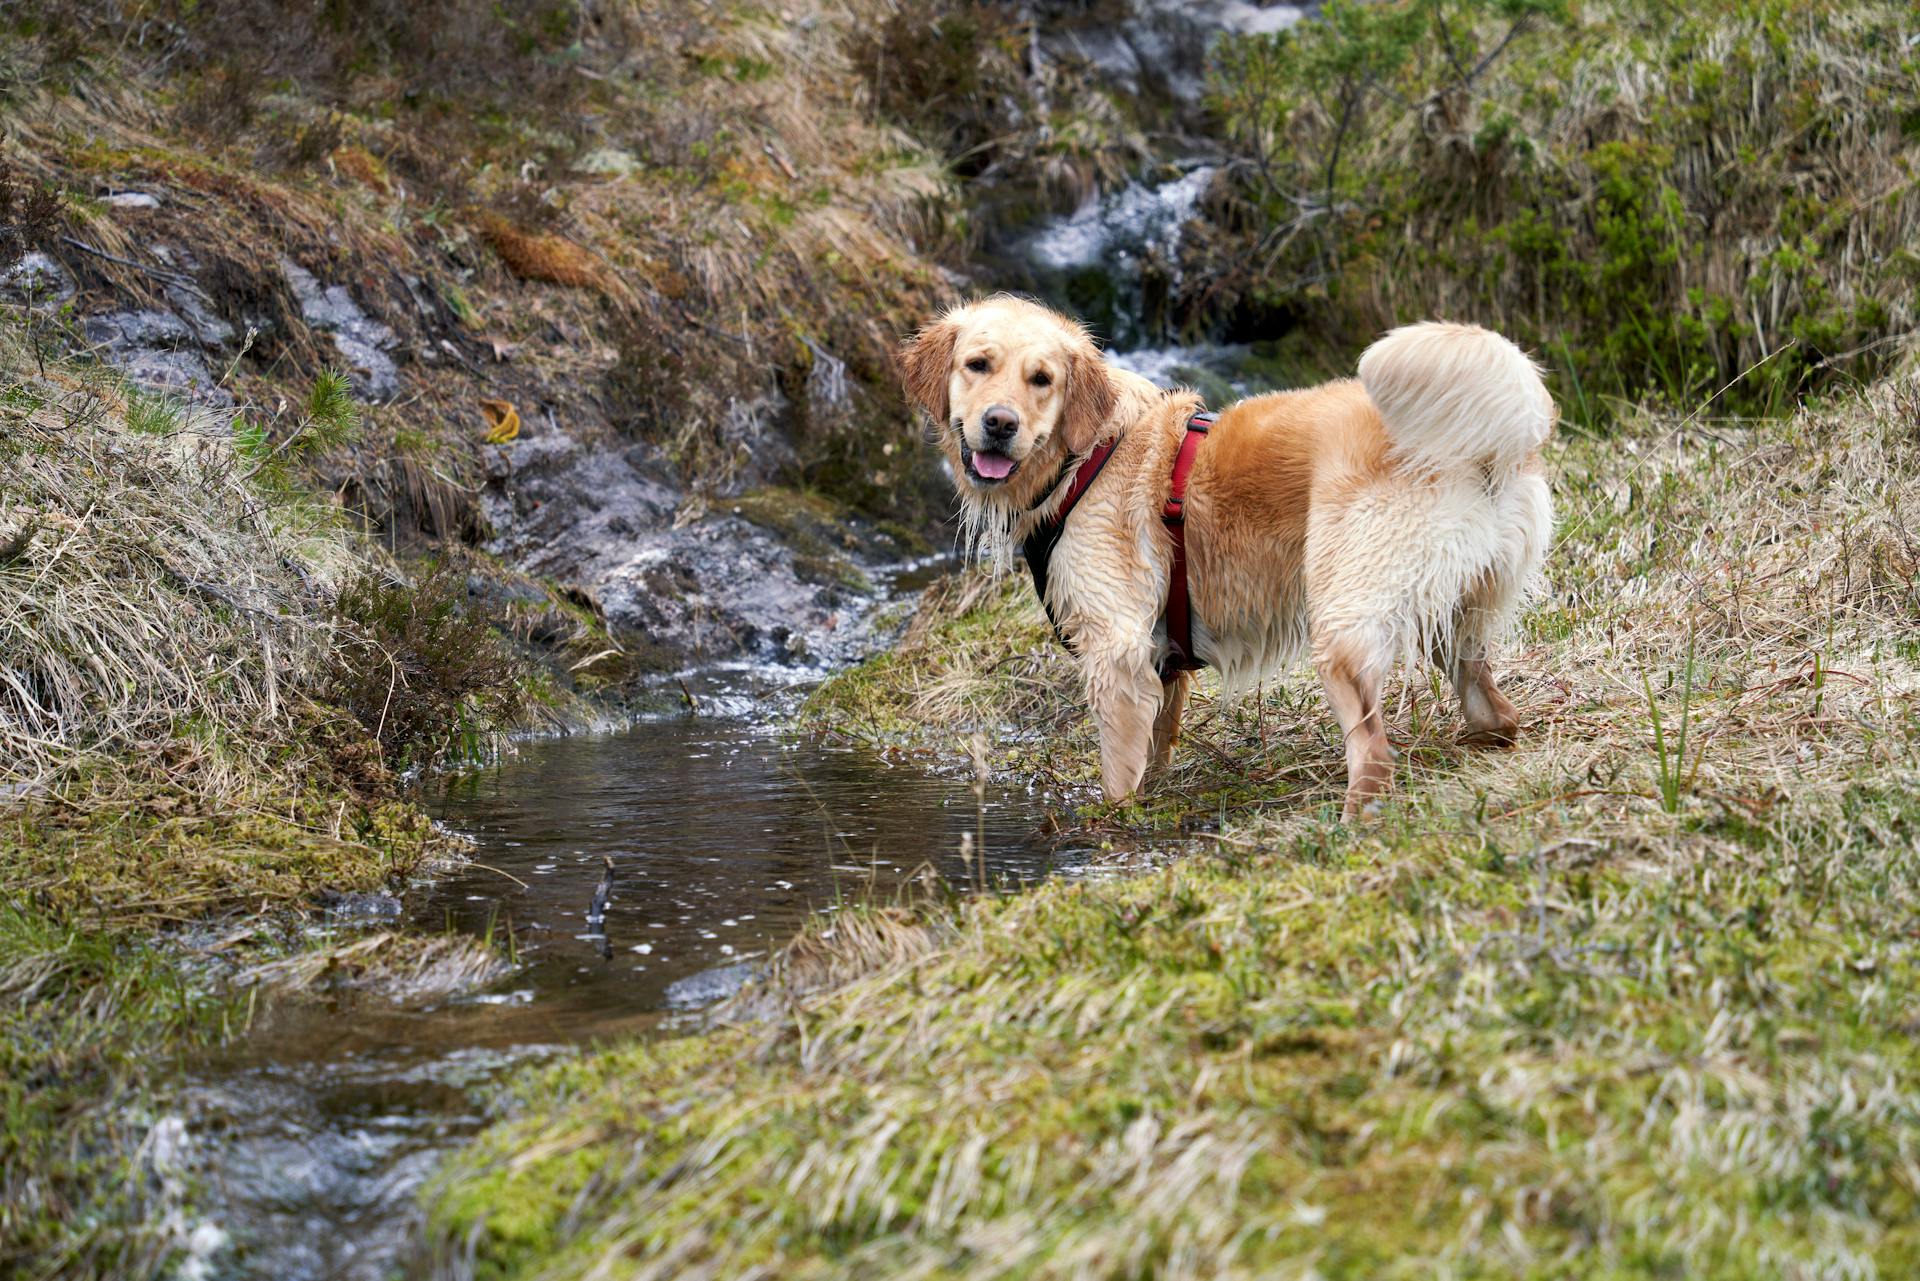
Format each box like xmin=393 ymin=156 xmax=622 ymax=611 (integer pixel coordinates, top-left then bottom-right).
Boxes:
xmin=1010 ymin=166 xmax=1277 ymax=403
xmin=990 ymin=1 xmax=1320 ymax=399
xmin=1017 ymin=166 xmax=1215 ymax=351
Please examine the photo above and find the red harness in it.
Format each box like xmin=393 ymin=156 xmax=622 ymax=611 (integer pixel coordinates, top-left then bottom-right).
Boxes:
xmin=1159 ymin=410 xmax=1213 ymax=679
xmin=1019 ymin=408 xmax=1214 ymax=684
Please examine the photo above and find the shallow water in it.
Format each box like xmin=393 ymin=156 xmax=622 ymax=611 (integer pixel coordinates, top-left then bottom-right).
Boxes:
xmin=175 ymin=717 xmax=1072 ymax=1280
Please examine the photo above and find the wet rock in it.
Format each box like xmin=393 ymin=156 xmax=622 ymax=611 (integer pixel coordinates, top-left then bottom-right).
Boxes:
xmin=466 ymin=572 xmax=548 ymax=609
xmin=0 ymin=250 xmax=76 ymax=305
xmin=1043 ymin=0 xmax=1303 ymax=101
xmin=663 ymin=961 xmax=758 ymax=1010
xmin=82 ymin=309 xmax=234 ymax=406
xmin=315 ymin=890 xmax=405 ymax=919
xmin=480 ymin=419 xmax=907 ymax=675
xmin=281 ymin=261 xmax=401 ymax=402
xmin=163 ymin=280 xmax=236 ymax=348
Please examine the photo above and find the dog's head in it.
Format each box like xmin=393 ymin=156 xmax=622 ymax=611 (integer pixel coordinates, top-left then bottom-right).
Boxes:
xmin=899 ymin=296 xmax=1117 ymax=496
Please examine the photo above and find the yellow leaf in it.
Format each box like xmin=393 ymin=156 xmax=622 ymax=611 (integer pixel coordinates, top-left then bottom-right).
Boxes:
xmin=480 ymin=398 xmax=520 ymax=444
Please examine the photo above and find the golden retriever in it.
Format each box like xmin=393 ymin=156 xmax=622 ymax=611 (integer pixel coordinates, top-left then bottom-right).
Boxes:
xmin=900 ymin=295 xmax=1554 ymax=819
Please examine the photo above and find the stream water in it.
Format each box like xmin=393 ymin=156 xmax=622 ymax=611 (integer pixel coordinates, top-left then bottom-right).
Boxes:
xmin=175 ymin=713 xmax=1077 ymax=1279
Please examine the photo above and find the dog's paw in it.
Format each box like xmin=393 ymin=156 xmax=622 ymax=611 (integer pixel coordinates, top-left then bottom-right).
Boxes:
xmin=1340 ymin=797 xmax=1388 ymax=824
xmin=1458 ymin=725 xmax=1520 ymax=749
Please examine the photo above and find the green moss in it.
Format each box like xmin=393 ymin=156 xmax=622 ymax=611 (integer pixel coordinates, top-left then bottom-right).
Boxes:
xmin=730 ymin=487 xmax=880 ymax=593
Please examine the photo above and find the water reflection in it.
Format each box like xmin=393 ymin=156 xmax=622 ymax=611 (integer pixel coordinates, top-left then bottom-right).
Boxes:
xmin=420 ymin=723 xmax=1066 ymax=1028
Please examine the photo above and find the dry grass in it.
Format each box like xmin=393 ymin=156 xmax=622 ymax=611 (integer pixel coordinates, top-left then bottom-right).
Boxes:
xmin=0 ymin=357 xmax=356 ymax=808
xmin=235 ymin=930 xmax=512 ymax=1002
xmin=477 ymin=215 xmax=624 ymax=298
xmin=0 ymin=328 xmax=484 ymax=1278
xmin=428 ymin=377 xmax=1920 ymax=1279
xmin=720 ymin=904 xmax=951 ymax=1024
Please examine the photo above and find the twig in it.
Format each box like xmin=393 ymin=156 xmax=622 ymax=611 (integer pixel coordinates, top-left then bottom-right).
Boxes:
xmin=58 ymin=235 xmax=195 ymax=287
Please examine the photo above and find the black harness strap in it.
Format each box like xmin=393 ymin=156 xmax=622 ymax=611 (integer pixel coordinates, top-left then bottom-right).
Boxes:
xmin=1018 ymin=408 xmax=1215 ymax=684
xmin=1020 ymin=440 xmax=1118 ymax=643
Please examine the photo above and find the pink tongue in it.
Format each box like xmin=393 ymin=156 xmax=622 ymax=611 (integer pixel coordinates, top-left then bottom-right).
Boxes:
xmin=972 ymin=451 xmax=1014 ymax=479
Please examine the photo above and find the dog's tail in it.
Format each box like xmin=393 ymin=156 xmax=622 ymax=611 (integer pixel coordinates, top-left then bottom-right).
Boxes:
xmin=1357 ymin=322 xmax=1554 ymax=475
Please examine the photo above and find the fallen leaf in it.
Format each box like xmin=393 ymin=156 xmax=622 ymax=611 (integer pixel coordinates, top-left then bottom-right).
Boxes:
xmin=480 ymin=398 xmax=521 ymax=444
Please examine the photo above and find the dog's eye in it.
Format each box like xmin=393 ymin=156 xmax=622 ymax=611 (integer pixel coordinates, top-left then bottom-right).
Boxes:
xmin=965 ymin=357 xmax=989 ymax=374
xmin=1029 ymin=371 xmax=1052 ymax=388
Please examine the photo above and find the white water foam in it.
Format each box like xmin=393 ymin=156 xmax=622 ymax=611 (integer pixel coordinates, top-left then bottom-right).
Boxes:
xmin=1026 ymin=166 xmax=1216 ymax=274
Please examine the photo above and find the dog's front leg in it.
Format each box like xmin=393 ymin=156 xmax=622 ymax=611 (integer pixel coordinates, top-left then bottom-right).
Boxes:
xmin=1080 ymin=636 xmax=1163 ymax=802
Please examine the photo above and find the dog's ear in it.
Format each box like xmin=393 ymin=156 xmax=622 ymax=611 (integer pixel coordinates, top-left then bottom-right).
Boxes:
xmin=899 ymin=319 xmax=958 ymax=424
xmin=1058 ymin=342 xmax=1117 ymax=455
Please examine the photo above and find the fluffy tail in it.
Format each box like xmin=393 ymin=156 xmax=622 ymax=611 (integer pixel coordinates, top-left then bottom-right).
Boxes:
xmin=1357 ymin=322 xmax=1554 ymax=475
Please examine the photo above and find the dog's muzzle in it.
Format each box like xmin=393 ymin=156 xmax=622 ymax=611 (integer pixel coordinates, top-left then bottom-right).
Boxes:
xmin=963 ymin=405 xmax=1022 ymax=484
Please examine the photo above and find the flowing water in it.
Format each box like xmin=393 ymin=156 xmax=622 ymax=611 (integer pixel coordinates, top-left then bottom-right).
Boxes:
xmin=172 ymin=713 xmax=1080 ymax=1280
xmin=999 ymin=165 xmax=1308 ymax=402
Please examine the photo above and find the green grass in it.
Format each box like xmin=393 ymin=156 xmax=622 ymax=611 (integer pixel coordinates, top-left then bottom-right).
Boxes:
xmin=1200 ymin=0 xmax=1920 ymax=424
xmin=423 ymin=379 xmax=1920 ymax=1277
xmin=0 ymin=906 xmax=240 ymax=1280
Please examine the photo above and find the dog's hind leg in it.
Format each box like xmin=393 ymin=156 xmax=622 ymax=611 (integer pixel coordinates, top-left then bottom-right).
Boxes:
xmin=1445 ymin=572 xmax=1525 ymax=747
xmin=1315 ymin=641 xmax=1394 ymax=821
xmin=1149 ymin=671 xmax=1191 ymax=772
xmin=1451 ymin=654 xmax=1520 ymax=747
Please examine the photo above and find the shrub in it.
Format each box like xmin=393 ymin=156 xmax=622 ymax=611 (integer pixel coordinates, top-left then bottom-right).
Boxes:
xmin=1202 ymin=0 xmax=1920 ymax=420
xmin=327 ymin=563 xmax=527 ymax=770
xmin=0 ymin=157 xmax=60 ymax=273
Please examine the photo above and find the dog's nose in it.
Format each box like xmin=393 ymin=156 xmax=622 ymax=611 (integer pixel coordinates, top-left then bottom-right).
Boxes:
xmin=981 ymin=405 xmax=1020 ymax=443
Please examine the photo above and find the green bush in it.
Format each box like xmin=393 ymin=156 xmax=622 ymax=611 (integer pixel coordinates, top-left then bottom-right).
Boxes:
xmin=1202 ymin=0 xmax=1920 ymax=420
xmin=327 ymin=562 xmax=526 ymax=770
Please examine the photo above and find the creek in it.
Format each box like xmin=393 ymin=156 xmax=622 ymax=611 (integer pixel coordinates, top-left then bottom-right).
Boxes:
xmin=172 ymin=110 xmax=1293 ymax=1281
xmin=174 ymin=703 xmax=1079 ymax=1279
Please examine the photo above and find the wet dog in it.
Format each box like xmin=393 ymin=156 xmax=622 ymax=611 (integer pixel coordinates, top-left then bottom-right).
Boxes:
xmin=900 ymin=295 xmax=1554 ymax=818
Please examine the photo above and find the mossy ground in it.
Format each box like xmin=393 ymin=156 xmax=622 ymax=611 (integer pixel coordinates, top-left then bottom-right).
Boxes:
xmin=425 ymin=380 xmax=1920 ymax=1277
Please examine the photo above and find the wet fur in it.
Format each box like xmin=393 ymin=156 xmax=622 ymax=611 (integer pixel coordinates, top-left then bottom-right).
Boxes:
xmin=900 ymin=297 xmax=1555 ymax=818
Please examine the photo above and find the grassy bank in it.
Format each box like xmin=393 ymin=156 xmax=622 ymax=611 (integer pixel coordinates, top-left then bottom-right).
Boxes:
xmin=0 ymin=328 xmax=516 ymax=1276
xmin=424 ymin=377 xmax=1920 ymax=1276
